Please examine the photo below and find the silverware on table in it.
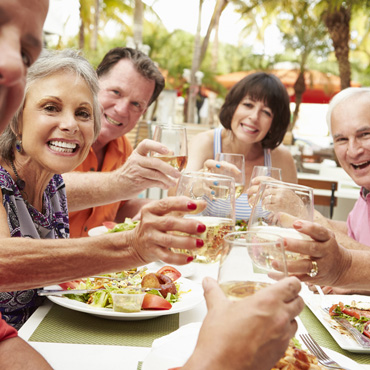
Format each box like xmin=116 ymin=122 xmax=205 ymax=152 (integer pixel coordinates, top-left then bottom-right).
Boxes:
xmin=299 ymin=333 xmax=352 ymax=370
xmin=323 ymin=307 xmax=370 ymax=348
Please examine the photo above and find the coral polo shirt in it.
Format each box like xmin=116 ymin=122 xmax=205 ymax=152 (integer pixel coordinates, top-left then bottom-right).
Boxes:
xmin=69 ymin=136 xmax=133 ymax=238
xmin=0 ymin=313 xmax=17 ymax=342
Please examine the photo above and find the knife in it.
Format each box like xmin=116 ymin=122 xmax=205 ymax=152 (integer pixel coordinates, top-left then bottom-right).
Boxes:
xmin=38 ymin=287 xmax=158 ymax=296
xmin=324 ymin=308 xmax=370 ymax=347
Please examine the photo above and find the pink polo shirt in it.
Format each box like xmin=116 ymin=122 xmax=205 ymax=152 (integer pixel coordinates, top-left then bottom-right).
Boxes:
xmin=347 ymin=188 xmax=370 ymax=247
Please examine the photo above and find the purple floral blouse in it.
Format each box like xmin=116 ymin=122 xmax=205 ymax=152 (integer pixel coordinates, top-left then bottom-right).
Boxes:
xmin=0 ymin=166 xmax=69 ymax=329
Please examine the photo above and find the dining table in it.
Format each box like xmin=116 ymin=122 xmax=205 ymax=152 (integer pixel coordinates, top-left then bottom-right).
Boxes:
xmin=18 ymin=261 xmax=370 ymax=370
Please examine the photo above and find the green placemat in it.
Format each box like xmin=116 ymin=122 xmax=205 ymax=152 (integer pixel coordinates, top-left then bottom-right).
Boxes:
xmin=137 ymin=362 xmax=142 ymax=370
xmin=300 ymin=306 xmax=370 ymax=364
xmin=29 ymin=304 xmax=179 ymax=347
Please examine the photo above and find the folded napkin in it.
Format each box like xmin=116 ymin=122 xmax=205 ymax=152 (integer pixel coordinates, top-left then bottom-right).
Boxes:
xmin=141 ymin=322 xmax=202 ymax=370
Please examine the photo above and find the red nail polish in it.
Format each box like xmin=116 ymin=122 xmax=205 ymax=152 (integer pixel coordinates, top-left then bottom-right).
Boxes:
xmin=196 ymin=239 xmax=204 ymax=248
xmin=197 ymin=224 xmax=206 ymax=233
xmin=187 ymin=202 xmax=197 ymax=210
xmin=187 ymin=256 xmax=194 ymax=263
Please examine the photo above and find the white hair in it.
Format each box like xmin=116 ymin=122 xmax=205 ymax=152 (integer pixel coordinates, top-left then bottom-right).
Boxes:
xmin=326 ymin=87 xmax=370 ymax=134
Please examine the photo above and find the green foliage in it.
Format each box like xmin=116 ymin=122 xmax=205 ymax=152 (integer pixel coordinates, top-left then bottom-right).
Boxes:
xmin=50 ymin=0 xmax=370 ymax=97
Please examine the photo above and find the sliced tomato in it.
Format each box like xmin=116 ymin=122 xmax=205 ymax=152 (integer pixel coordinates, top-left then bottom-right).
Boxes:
xmin=102 ymin=221 xmax=117 ymax=230
xmin=157 ymin=266 xmax=181 ymax=282
xmin=58 ymin=280 xmax=84 ymax=290
xmin=141 ymin=294 xmax=172 ymax=310
xmin=342 ymin=307 xmax=362 ymax=320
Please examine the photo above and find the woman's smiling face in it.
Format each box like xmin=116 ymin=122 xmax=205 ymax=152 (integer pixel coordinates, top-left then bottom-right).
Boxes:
xmin=20 ymin=71 xmax=95 ymax=175
xmin=230 ymin=95 xmax=274 ymax=144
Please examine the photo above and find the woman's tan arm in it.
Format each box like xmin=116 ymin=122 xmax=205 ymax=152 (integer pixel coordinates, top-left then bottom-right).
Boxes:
xmin=0 ymin=337 xmax=52 ymax=370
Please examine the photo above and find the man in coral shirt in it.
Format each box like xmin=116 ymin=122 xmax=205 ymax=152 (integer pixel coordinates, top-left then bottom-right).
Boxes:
xmin=64 ymin=48 xmax=182 ymax=237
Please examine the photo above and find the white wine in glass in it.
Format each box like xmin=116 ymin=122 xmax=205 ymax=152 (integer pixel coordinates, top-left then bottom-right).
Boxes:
xmin=219 ymin=231 xmax=287 ymax=300
xmin=214 ymin=153 xmax=245 ymax=199
xmin=151 ymin=124 xmax=188 ymax=171
xmin=248 ymin=180 xmax=314 ymax=260
xmin=249 ymin=166 xmax=282 ymax=187
xmin=174 ymin=171 xmax=236 ymax=263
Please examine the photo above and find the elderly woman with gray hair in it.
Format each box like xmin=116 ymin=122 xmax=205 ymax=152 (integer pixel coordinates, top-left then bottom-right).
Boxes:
xmin=0 ymin=48 xmax=101 ymax=328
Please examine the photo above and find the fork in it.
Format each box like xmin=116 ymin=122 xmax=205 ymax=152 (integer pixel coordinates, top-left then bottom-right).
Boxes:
xmin=299 ymin=334 xmax=353 ymax=370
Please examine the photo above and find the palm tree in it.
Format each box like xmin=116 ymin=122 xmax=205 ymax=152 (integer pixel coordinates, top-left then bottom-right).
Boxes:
xmin=187 ymin=0 xmax=229 ymax=123
xmin=315 ymin=0 xmax=370 ymax=89
xmin=77 ymin=0 xmax=135 ymax=51
xmin=279 ymin=0 xmax=330 ymax=127
xmin=317 ymin=0 xmax=352 ymax=89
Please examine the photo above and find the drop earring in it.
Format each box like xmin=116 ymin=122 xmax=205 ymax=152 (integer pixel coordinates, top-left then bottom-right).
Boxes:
xmin=15 ymin=139 xmax=23 ymax=153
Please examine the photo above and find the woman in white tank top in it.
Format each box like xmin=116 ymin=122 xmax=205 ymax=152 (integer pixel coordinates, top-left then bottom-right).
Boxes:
xmin=185 ymin=72 xmax=298 ymax=220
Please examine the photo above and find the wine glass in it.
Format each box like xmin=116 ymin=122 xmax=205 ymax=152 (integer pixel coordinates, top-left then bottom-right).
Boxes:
xmin=173 ymin=171 xmax=236 ymax=263
xmin=214 ymin=153 xmax=245 ymax=199
xmin=248 ymin=180 xmax=314 ymax=257
xmin=150 ymin=124 xmax=188 ymax=171
xmin=249 ymin=166 xmax=282 ymax=187
xmin=218 ymin=230 xmax=287 ymax=300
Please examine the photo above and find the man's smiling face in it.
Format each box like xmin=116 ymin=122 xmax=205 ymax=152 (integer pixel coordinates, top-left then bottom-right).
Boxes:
xmin=332 ymin=93 xmax=370 ymax=190
xmin=95 ymin=59 xmax=155 ymax=149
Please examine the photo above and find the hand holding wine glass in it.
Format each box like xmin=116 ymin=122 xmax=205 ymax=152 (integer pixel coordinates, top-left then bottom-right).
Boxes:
xmin=150 ymin=124 xmax=188 ymax=171
xmin=173 ymin=171 xmax=236 ymax=263
xmin=205 ymin=153 xmax=245 ymax=199
xmin=247 ymin=166 xmax=282 ymax=207
xmin=248 ymin=180 xmax=314 ymax=260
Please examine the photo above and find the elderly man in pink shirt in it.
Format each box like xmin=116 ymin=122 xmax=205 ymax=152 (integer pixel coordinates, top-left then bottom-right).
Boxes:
xmin=316 ymin=87 xmax=370 ymax=251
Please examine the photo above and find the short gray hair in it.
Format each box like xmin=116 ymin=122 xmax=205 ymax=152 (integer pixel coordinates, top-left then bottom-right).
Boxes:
xmin=0 ymin=48 xmax=101 ymax=162
xmin=326 ymin=87 xmax=370 ymax=135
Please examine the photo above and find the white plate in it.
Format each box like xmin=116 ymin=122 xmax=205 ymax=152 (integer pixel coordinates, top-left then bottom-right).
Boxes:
xmin=301 ymin=287 xmax=370 ymax=353
xmin=46 ymin=277 xmax=203 ymax=321
xmin=141 ymin=317 xmax=365 ymax=370
xmin=87 ymin=226 xmax=108 ymax=236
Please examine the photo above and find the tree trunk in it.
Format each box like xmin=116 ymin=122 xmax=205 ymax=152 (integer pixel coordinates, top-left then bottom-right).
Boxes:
xmin=187 ymin=0 xmax=204 ymax=123
xmin=187 ymin=0 xmax=228 ymax=123
xmin=79 ymin=20 xmax=85 ymax=50
xmin=292 ymin=71 xmax=306 ymax=129
xmin=133 ymin=0 xmax=144 ymax=48
xmin=199 ymin=0 xmax=228 ymax=63
xmin=90 ymin=0 xmax=100 ymax=51
xmin=211 ymin=12 xmax=220 ymax=71
xmin=323 ymin=5 xmax=351 ymax=89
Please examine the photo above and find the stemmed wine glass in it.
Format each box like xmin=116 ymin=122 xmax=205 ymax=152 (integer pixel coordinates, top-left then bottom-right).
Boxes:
xmin=248 ymin=180 xmax=314 ymax=259
xmin=214 ymin=153 xmax=245 ymax=199
xmin=173 ymin=171 xmax=236 ymax=263
xmin=218 ymin=230 xmax=287 ymax=300
xmin=249 ymin=166 xmax=282 ymax=187
xmin=150 ymin=124 xmax=188 ymax=171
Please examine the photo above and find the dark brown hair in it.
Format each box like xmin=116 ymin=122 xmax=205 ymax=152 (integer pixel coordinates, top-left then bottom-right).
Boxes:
xmin=96 ymin=47 xmax=165 ymax=106
xmin=219 ymin=72 xmax=291 ymax=149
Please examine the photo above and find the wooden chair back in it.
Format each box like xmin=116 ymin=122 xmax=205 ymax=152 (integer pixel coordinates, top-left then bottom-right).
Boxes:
xmin=126 ymin=120 xmax=152 ymax=149
xmin=298 ymin=178 xmax=338 ymax=219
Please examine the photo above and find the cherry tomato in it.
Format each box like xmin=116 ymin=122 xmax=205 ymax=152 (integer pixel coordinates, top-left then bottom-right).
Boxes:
xmin=141 ymin=294 xmax=172 ymax=310
xmin=157 ymin=266 xmax=181 ymax=282
xmin=102 ymin=221 xmax=117 ymax=230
